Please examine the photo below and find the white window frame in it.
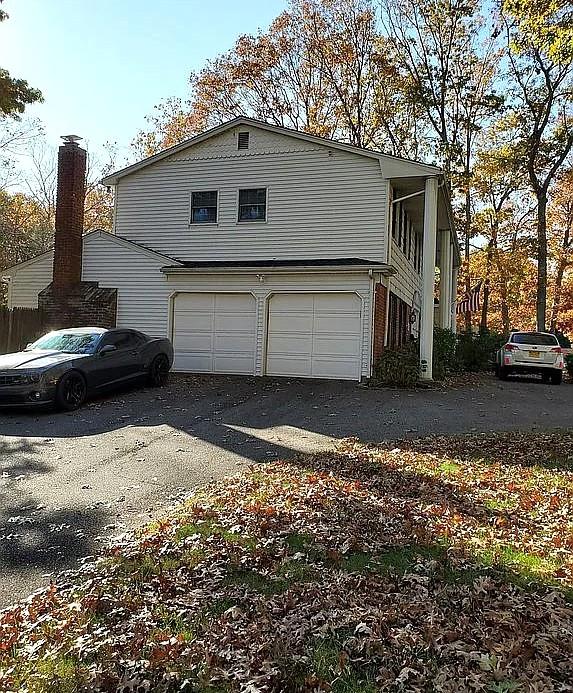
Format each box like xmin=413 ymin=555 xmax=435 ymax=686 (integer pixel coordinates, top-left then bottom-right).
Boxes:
xmin=189 ymin=189 xmax=219 ymax=226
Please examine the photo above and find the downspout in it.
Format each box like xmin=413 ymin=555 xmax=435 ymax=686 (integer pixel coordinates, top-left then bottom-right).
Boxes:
xmin=369 ymin=268 xmax=375 ymax=377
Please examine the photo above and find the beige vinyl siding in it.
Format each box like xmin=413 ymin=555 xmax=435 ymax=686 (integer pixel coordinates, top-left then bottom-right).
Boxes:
xmin=5 ymin=234 xmax=172 ymax=335
xmin=114 ymin=128 xmax=387 ymax=263
xmin=6 ymin=252 xmax=53 ymax=308
xmin=179 ymin=127 xmax=315 ymax=158
xmin=81 ymin=234 xmax=171 ymax=336
xmin=390 ymin=239 xmax=422 ymax=306
xmin=5 ymin=230 xmax=376 ymax=377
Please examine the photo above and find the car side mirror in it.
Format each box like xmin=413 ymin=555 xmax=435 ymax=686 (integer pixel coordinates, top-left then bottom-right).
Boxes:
xmin=99 ymin=344 xmax=117 ymax=356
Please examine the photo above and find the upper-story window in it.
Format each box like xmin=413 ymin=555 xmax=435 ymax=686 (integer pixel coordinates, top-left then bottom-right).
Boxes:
xmin=191 ymin=190 xmax=218 ymax=224
xmin=392 ymin=201 xmax=399 ymax=240
xmin=238 ymin=188 xmax=267 ymax=222
xmin=401 ymin=207 xmax=408 ymax=254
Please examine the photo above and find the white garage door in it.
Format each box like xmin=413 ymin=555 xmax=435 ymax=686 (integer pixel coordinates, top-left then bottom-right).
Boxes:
xmin=266 ymin=293 xmax=362 ymax=380
xmin=172 ymin=293 xmax=256 ymax=374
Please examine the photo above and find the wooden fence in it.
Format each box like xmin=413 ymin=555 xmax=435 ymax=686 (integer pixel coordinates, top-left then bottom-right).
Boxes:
xmin=0 ymin=307 xmax=50 ymax=355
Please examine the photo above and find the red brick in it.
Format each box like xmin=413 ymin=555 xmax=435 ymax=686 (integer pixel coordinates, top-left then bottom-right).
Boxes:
xmin=52 ymin=141 xmax=86 ymax=291
xmin=373 ymin=284 xmax=387 ymax=362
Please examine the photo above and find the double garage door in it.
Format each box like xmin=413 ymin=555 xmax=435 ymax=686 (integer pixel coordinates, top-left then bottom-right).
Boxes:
xmin=172 ymin=292 xmax=362 ymax=380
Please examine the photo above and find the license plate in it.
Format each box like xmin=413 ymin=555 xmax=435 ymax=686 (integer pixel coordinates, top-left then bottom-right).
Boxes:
xmin=529 ymin=351 xmax=540 ymax=358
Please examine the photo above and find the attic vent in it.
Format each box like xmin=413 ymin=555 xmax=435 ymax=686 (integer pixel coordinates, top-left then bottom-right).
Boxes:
xmin=238 ymin=131 xmax=250 ymax=150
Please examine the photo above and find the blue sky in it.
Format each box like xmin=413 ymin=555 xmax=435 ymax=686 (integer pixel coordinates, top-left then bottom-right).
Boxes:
xmin=2 ymin=0 xmax=287 ymax=162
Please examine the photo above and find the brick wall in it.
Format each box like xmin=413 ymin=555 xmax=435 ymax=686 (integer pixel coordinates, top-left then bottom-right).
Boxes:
xmin=53 ymin=140 xmax=87 ymax=291
xmin=38 ymin=282 xmax=117 ymax=330
xmin=372 ymin=284 xmax=387 ymax=362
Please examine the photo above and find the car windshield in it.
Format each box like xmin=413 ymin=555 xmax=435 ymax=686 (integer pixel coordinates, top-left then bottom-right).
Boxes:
xmin=511 ymin=332 xmax=559 ymax=346
xmin=28 ymin=332 xmax=101 ymax=354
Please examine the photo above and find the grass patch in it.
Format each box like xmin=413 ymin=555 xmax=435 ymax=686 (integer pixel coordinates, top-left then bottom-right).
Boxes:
xmin=110 ymin=548 xmax=205 ymax=581
xmin=175 ymin=520 xmax=256 ymax=550
xmin=3 ymin=429 xmax=573 ymax=692
xmin=439 ymin=461 xmax=462 ymax=475
xmin=224 ymin=568 xmax=279 ymax=595
xmin=307 ymin=637 xmax=377 ymax=693
xmin=15 ymin=655 xmax=89 ymax=693
xmin=484 ymin=497 xmax=516 ymax=511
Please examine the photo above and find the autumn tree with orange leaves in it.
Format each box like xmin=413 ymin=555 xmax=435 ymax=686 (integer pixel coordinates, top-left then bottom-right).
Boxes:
xmin=131 ymin=0 xmax=573 ymax=338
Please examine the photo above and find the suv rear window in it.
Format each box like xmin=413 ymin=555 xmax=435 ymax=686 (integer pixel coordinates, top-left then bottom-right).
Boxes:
xmin=511 ymin=332 xmax=559 ymax=346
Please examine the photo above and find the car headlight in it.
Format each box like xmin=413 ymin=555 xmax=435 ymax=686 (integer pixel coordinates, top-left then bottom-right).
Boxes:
xmin=23 ymin=372 xmax=42 ymax=384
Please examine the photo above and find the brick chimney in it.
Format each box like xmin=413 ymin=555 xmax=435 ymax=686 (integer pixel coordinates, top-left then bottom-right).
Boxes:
xmin=38 ymin=134 xmax=118 ymax=330
xmin=52 ymin=135 xmax=86 ymax=291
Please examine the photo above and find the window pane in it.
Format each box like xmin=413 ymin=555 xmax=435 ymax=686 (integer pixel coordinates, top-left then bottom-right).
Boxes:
xmin=192 ymin=206 xmax=217 ymax=223
xmin=239 ymin=204 xmax=266 ymax=221
xmin=511 ymin=332 xmax=558 ymax=346
xmin=192 ymin=191 xmax=217 ymax=207
xmin=239 ymin=188 xmax=266 ymax=205
xmin=191 ymin=191 xmax=217 ymax=224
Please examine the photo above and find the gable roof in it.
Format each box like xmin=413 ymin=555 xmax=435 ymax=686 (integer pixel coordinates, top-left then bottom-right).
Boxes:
xmin=101 ymin=116 xmax=442 ymax=186
xmin=1 ymin=229 xmax=180 ymax=275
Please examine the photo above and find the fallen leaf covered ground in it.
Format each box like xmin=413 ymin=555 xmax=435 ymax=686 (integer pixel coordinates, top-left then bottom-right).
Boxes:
xmin=1 ymin=430 xmax=573 ymax=692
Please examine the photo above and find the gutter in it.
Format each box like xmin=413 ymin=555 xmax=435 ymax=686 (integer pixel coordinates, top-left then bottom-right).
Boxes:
xmin=161 ymin=264 xmax=397 ymax=277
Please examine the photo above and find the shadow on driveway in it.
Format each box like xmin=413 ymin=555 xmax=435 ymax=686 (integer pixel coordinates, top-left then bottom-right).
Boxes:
xmin=0 ymin=372 xmax=572 ymax=608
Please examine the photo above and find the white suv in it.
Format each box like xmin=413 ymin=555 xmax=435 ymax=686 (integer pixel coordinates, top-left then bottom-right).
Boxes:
xmin=496 ymin=331 xmax=564 ymax=384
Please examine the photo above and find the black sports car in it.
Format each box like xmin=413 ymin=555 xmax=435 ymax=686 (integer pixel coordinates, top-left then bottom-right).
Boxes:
xmin=0 ymin=327 xmax=174 ymax=410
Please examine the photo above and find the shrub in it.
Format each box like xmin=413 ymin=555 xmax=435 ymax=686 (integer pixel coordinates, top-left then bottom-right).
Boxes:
xmin=565 ymin=354 xmax=573 ymax=382
xmin=433 ymin=327 xmax=458 ymax=380
xmin=373 ymin=343 xmax=420 ymax=387
xmin=555 ymin=330 xmax=572 ymax=349
xmin=455 ymin=330 xmax=505 ymax=372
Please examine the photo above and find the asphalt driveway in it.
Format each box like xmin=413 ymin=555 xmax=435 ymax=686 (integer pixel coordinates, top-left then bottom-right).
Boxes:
xmin=1 ymin=372 xmax=572 ymax=609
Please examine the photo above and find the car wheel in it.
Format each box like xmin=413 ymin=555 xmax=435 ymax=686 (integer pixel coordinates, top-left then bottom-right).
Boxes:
xmin=56 ymin=371 xmax=87 ymax=411
xmin=551 ymin=371 xmax=563 ymax=385
xmin=148 ymin=354 xmax=170 ymax=387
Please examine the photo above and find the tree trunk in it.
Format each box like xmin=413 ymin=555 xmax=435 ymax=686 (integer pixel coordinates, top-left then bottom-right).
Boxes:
xmin=549 ymin=260 xmax=566 ymax=331
xmin=549 ymin=223 xmax=570 ymax=331
xmin=480 ymin=236 xmax=495 ymax=331
xmin=464 ymin=185 xmax=472 ymax=331
xmin=536 ymin=191 xmax=548 ymax=332
xmin=494 ymin=245 xmax=510 ymax=335
xmin=500 ymin=289 xmax=510 ymax=334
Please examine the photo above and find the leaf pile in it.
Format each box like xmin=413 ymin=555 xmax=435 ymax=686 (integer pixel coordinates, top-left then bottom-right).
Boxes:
xmin=1 ymin=431 xmax=573 ymax=692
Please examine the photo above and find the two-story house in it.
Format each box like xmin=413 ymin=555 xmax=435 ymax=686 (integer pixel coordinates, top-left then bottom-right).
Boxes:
xmin=3 ymin=117 xmax=460 ymax=380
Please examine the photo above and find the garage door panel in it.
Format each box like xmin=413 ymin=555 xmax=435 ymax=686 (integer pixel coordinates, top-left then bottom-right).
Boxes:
xmin=266 ymin=354 xmax=313 ymax=377
xmin=267 ymin=334 xmax=312 ymax=355
xmin=313 ymin=335 xmax=360 ymax=356
xmin=271 ymin=294 xmax=314 ymax=311
xmin=213 ymin=334 xmax=255 ymax=351
xmin=314 ymin=315 xmax=361 ymax=334
xmin=173 ymin=293 xmax=256 ymax=374
xmin=174 ymin=333 xmax=213 ymax=351
xmin=311 ymin=357 xmax=359 ymax=379
xmin=175 ymin=314 xmax=213 ymax=332
xmin=215 ymin=294 xmax=254 ymax=310
xmin=266 ymin=293 xmax=362 ymax=380
xmin=175 ymin=353 xmax=213 ymax=373
xmin=268 ymin=314 xmax=313 ymax=333
xmin=213 ymin=355 xmax=254 ymax=374
xmin=214 ymin=314 xmax=256 ymax=332
xmin=177 ymin=294 xmax=215 ymax=310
